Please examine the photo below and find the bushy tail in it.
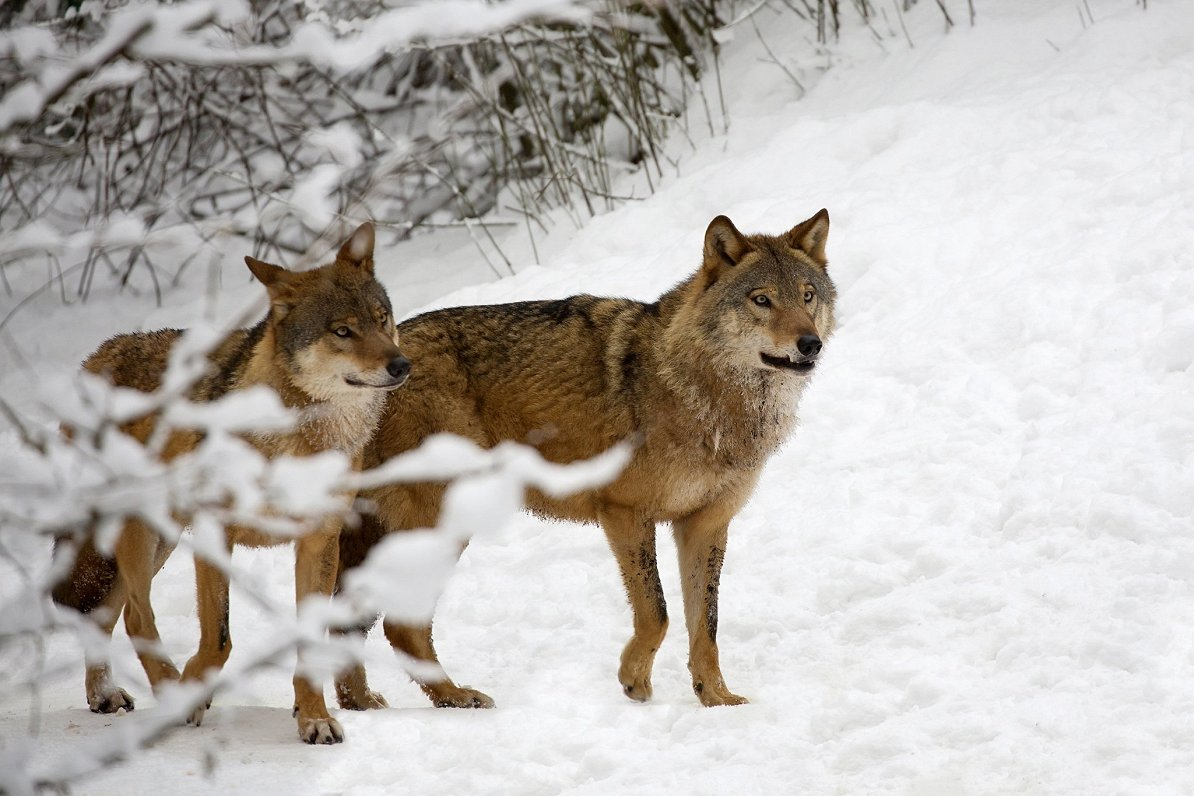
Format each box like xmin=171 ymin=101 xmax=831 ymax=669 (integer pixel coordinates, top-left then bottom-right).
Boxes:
xmin=51 ymin=535 xmax=119 ymax=614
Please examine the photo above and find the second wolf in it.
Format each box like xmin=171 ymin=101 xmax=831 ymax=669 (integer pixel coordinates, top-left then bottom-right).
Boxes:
xmin=52 ymin=223 xmax=408 ymax=743
xmin=334 ymin=210 xmax=837 ymax=710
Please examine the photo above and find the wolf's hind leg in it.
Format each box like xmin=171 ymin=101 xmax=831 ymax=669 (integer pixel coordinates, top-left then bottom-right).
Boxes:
xmin=332 ymin=509 xmax=392 ymax=711
xmin=672 ymin=499 xmax=747 ymax=707
xmin=600 ymin=506 xmax=667 ymax=703
xmin=333 ymin=620 xmax=390 ymax=711
xmin=117 ymin=519 xmax=181 ymax=695
xmin=382 ymin=621 xmax=495 ymax=709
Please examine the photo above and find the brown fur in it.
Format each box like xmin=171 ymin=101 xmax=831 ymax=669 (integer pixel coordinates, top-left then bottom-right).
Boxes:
xmin=52 ymin=223 xmax=408 ymax=744
xmin=334 ymin=211 xmax=836 ymax=710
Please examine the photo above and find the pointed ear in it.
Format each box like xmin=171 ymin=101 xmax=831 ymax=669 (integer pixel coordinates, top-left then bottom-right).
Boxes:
xmin=245 ymin=256 xmax=296 ymax=317
xmin=337 ymin=222 xmax=375 ymax=272
xmin=245 ymin=255 xmax=287 ymax=287
xmin=784 ymin=208 xmax=830 ymax=265
xmin=704 ymin=215 xmax=754 ymax=270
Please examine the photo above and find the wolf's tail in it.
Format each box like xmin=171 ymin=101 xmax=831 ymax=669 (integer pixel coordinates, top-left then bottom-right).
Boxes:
xmin=51 ymin=535 xmax=119 ymax=614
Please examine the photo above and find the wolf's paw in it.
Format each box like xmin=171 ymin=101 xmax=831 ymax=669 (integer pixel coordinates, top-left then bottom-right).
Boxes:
xmin=618 ymin=655 xmax=654 ymax=702
xmin=429 ymin=685 xmax=495 ymax=709
xmin=619 ymin=678 xmax=653 ymax=703
xmin=694 ymin=680 xmax=748 ymax=707
xmin=335 ymin=687 xmax=388 ymax=711
xmin=186 ymin=700 xmax=213 ymax=727
xmin=618 ymin=635 xmax=660 ymax=703
xmin=298 ymin=716 xmax=344 ymax=745
xmin=88 ymin=686 xmax=135 ymax=714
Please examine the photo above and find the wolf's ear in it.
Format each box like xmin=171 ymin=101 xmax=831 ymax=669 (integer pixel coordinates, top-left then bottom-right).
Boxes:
xmin=246 ymin=256 xmax=296 ymax=316
xmin=784 ymin=209 xmax=830 ymax=265
xmin=245 ymin=256 xmax=288 ymax=287
xmin=704 ymin=216 xmax=754 ymax=271
xmin=337 ymin=222 xmax=375 ymax=272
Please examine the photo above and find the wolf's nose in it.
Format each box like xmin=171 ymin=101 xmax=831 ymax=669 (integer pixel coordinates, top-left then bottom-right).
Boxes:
xmin=797 ymin=335 xmax=822 ymax=357
xmin=387 ymin=356 xmax=411 ymax=381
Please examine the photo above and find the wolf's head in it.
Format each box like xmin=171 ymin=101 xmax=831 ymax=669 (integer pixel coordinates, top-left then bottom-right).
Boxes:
xmin=670 ymin=210 xmax=836 ymax=381
xmin=245 ymin=223 xmax=410 ymax=401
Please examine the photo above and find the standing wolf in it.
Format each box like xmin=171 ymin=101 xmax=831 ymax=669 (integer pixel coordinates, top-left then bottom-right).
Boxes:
xmin=334 ymin=210 xmax=836 ymax=711
xmin=52 ymin=223 xmax=409 ymax=744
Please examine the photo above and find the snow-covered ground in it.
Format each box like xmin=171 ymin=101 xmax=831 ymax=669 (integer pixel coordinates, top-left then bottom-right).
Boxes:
xmin=4 ymin=0 xmax=1194 ymax=793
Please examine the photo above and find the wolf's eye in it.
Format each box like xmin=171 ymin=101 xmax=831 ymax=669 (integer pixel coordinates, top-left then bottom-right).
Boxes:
xmin=334 ymin=326 xmax=351 ymax=338
xmin=803 ymin=289 xmax=815 ymax=303
xmin=752 ymin=295 xmax=771 ymax=307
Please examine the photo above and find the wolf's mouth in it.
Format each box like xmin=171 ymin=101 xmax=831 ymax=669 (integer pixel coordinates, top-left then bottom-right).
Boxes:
xmin=760 ymin=353 xmax=816 ymax=372
xmin=345 ymin=375 xmax=408 ymax=390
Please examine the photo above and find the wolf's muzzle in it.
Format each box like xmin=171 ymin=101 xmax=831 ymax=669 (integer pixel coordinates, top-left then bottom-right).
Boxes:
xmin=760 ymin=334 xmax=822 ymax=372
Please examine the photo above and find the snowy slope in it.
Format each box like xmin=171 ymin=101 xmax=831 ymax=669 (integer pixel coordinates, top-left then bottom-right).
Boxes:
xmin=3 ymin=0 xmax=1194 ymax=793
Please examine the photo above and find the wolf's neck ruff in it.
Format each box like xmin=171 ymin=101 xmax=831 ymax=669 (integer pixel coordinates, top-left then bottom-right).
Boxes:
xmin=653 ymin=279 xmax=805 ymax=470
xmin=242 ymin=324 xmax=386 ymax=459
xmin=294 ymin=393 xmax=385 ymax=458
xmin=657 ymin=345 xmax=803 ymax=470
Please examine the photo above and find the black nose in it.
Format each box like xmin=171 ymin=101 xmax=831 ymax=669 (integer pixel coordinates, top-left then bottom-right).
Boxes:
xmin=797 ymin=335 xmax=822 ymax=357
xmin=386 ymin=356 xmax=411 ymax=381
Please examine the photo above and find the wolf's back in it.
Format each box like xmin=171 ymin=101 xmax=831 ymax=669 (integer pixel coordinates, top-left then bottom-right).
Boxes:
xmin=82 ymin=329 xmax=184 ymax=390
xmin=370 ymin=296 xmax=658 ymax=476
xmin=397 ymin=296 xmax=656 ymax=385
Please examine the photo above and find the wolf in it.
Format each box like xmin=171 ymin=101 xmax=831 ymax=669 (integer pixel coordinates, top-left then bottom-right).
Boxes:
xmin=51 ymin=223 xmax=409 ymax=744
xmin=332 ymin=210 xmax=836 ymax=711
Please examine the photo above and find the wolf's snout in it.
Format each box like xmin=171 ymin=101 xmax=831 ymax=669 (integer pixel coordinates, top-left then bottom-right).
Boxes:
xmin=797 ymin=335 xmax=822 ymax=358
xmin=387 ymin=356 xmax=411 ymax=381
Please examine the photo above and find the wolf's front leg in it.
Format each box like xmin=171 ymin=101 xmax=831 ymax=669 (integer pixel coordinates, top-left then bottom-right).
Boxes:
xmin=181 ymin=551 xmax=233 ymax=726
xmin=292 ymin=528 xmax=344 ymax=744
xmin=673 ymin=498 xmax=749 ymax=707
xmin=85 ymin=580 xmax=135 ymax=713
xmin=600 ymin=506 xmax=668 ymax=702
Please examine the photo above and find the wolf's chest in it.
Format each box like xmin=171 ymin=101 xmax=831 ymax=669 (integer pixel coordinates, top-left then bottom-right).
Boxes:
xmin=251 ymin=392 xmax=382 ymax=460
xmin=640 ymin=407 xmax=791 ymax=518
xmin=630 ymin=435 xmax=747 ymax=518
xmin=654 ymin=465 xmax=729 ymax=518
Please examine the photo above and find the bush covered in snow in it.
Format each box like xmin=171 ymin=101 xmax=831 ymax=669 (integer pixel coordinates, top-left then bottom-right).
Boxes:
xmin=0 ymin=0 xmax=731 ymax=289
xmin=0 ymin=0 xmax=956 ymax=290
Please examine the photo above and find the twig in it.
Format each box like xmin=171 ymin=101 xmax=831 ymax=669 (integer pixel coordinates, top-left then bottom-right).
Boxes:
xmin=893 ymin=0 xmax=914 ymax=48
xmin=750 ymin=16 xmax=806 ymax=95
xmin=934 ymin=0 xmax=955 ymax=30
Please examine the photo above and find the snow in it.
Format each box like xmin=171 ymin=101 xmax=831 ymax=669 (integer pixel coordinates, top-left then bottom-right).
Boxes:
xmin=3 ymin=0 xmax=1194 ymax=793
